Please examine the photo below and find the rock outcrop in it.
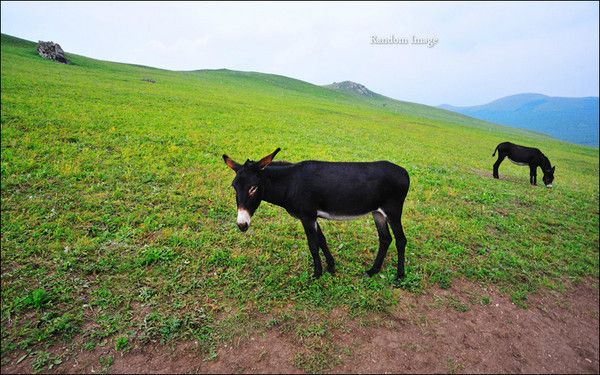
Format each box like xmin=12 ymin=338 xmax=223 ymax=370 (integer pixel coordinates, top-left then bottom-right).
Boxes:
xmin=324 ymin=81 xmax=378 ymax=98
xmin=37 ymin=41 xmax=68 ymax=64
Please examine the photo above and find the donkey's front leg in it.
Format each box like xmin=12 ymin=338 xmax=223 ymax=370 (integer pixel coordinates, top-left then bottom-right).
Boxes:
xmin=529 ymin=165 xmax=537 ymax=185
xmin=301 ymin=218 xmax=323 ymax=278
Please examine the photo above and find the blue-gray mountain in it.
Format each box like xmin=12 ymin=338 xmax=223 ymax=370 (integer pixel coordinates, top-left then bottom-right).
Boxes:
xmin=439 ymin=94 xmax=599 ymax=147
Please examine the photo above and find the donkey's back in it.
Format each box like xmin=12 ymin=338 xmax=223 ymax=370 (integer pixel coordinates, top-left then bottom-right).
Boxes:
xmin=285 ymin=160 xmax=408 ymax=213
xmin=294 ymin=160 xmax=408 ymax=190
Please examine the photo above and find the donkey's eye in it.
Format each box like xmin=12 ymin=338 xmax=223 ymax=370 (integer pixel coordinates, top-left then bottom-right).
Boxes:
xmin=249 ymin=185 xmax=258 ymax=196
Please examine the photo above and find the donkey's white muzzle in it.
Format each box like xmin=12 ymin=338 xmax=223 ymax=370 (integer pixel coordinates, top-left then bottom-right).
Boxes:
xmin=546 ymin=184 xmax=553 ymax=188
xmin=237 ymin=209 xmax=251 ymax=232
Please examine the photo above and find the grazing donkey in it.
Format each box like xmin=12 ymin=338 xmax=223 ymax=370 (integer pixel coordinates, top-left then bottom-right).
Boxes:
xmin=222 ymin=148 xmax=410 ymax=280
xmin=492 ymin=142 xmax=555 ymax=187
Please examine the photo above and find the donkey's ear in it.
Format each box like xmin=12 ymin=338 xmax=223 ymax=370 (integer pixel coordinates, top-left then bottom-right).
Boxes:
xmin=552 ymin=166 xmax=555 ymax=173
xmin=222 ymin=154 xmax=241 ymax=172
xmin=257 ymin=148 xmax=281 ymax=169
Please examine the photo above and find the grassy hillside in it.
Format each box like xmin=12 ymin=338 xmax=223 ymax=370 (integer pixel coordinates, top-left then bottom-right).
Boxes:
xmin=323 ymin=79 xmax=518 ymax=131
xmin=1 ymin=33 xmax=598 ymax=371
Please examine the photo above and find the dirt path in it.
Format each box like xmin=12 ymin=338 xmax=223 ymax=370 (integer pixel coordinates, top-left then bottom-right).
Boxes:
xmin=3 ymin=280 xmax=598 ymax=374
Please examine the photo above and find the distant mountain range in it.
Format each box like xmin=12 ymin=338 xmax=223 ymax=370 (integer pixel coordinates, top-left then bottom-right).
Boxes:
xmin=439 ymin=94 xmax=599 ymax=147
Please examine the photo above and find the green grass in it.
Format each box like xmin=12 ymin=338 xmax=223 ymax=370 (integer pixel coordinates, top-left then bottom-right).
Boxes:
xmin=1 ymin=33 xmax=598 ymax=370
xmin=114 ymin=336 xmax=128 ymax=351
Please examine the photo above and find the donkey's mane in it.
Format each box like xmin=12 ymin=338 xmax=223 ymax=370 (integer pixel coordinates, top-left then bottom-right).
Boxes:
xmin=540 ymin=154 xmax=552 ymax=170
xmin=268 ymin=161 xmax=295 ymax=167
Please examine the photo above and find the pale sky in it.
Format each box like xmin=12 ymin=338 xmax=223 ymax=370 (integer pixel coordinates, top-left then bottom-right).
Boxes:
xmin=1 ymin=1 xmax=598 ymax=106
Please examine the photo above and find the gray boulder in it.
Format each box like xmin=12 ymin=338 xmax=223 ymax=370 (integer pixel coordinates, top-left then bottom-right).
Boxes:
xmin=37 ymin=41 xmax=69 ymax=64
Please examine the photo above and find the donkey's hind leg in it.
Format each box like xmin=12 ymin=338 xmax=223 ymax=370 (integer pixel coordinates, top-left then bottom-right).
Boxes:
xmin=301 ymin=218 xmax=323 ymax=278
xmin=366 ymin=211 xmax=392 ymax=277
xmin=493 ymin=154 xmax=506 ymax=179
xmin=316 ymin=222 xmax=335 ymax=274
xmin=387 ymin=214 xmax=407 ymax=280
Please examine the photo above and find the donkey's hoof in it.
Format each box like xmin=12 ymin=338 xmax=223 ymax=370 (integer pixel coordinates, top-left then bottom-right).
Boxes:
xmin=313 ymin=271 xmax=323 ymax=279
xmin=365 ymin=268 xmax=380 ymax=277
xmin=326 ymin=266 xmax=335 ymax=274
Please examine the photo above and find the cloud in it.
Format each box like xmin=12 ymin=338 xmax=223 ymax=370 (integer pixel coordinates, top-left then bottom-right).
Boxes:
xmin=1 ymin=1 xmax=598 ymax=105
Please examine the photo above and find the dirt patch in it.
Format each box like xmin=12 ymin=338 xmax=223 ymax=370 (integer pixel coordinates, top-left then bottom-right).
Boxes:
xmin=470 ymin=168 xmax=525 ymax=185
xmin=332 ymin=280 xmax=599 ymax=374
xmin=2 ymin=280 xmax=598 ymax=374
xmin=197 ymin=331 xmax=303 ymax=374
xmin=471 ymin=168 xmax=494 ymax=180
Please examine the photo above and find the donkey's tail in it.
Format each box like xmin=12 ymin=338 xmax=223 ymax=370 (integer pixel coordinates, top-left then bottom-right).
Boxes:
xmin=492 ymin=145 xmax=499 ymax=157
